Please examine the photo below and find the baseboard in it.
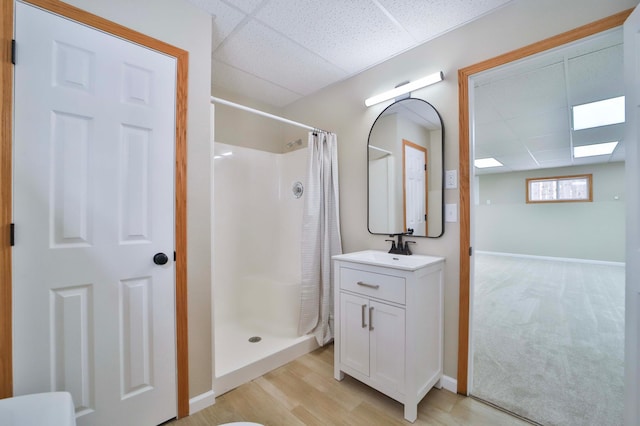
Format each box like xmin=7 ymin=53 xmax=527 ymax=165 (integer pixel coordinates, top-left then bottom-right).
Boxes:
xmin=189 ymin=390 xmax=215 ymax=415
xmin=440 ymin=375 xmax=457 ymax=394
xmin=475 ymin=250 xmax=625 ymax=267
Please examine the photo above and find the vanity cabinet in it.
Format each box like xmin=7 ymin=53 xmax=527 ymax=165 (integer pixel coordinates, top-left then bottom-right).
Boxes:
xmin=333 ymin=250 xmax=444 ymax=423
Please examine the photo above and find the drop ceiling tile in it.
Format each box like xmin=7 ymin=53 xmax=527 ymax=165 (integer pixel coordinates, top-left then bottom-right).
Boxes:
xmin=220 ymin=0 xmax=264 ymax=14
xmin=480 ymin=140 xmax=529 ymax=157
xmin=197 ymin=0 xmax=247 ymax=50
xmin=506 ymin=107 xmax=570 ymax=140
xmin=493 ymin=153 xmax=538 ymax=170
xmin=378 ymin=0 xmax=513 ymax=42
xmin=536 ymin=159 xmax=573 ymax=169
xmin=530 ymin=148 xmax=571 ymax=163
xmin=215 ymin=19 xmax=347 ymax=95
xmin=568 ymin=43 xmax=623 ymax=106
xmin=572 ymin=122 xmax=624 ymax=146
xmin=473 ymin=85 xmax=503 ymax=125
xmin=489 ymin=62 xmax=567 ymax=119
xmin=254 ymin=0 xmax=414 ymax=74
xmin=475 ymin=121 xmax=518 ymax=149
xmin=525 ymin=133 xmax=568 ymax=152
xmin=212 ymin=59 xmax=302 ymax=107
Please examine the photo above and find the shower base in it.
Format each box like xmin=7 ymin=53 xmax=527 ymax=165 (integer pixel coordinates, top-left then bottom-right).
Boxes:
xmin=214 ymin=321 xmax=318 ymax=396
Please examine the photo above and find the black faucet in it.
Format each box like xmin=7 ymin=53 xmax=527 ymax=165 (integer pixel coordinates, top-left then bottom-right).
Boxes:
xmin=386 ymin=233 xmax=415 ymax=255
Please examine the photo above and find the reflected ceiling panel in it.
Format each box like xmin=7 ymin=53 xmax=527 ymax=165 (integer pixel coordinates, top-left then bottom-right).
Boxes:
xmin=472 ymin=27 xmax=624 ymax=174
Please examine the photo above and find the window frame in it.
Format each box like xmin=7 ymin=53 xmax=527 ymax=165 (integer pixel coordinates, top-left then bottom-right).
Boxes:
xmin=525 ymin=174 xmax=593 ymax=204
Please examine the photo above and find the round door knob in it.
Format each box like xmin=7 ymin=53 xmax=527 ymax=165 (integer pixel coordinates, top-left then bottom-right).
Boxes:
xmin=153 ymin=252 xmax=169 ymax=265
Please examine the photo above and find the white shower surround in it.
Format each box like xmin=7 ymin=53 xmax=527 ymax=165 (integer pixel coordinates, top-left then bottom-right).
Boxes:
xmin=213 ymin=142 xmax=317 ymax=394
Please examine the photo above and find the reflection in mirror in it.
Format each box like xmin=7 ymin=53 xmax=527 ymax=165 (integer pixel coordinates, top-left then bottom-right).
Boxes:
xmin=368 ymin=98 xmax=444 ymax=237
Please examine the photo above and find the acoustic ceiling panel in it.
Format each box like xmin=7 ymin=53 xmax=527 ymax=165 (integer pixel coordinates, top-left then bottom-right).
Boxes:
xmin=187 ymin=0 xmax=518 ymax=107
xmin=215 ymin=19 xmax=347 ymax=96
xmin=473 ymin=27 xmax=623 ymax=174
xmin=255 ymin=0 xmax=415 ymax=74
xmin=378 ymin=0 xmax=513 ymax=42
xmin=567 ymin=44 xmax=624 ymax=106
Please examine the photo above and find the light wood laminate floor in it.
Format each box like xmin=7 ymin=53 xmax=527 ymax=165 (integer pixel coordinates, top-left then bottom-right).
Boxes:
xmin=170 ymin=344 xmax=530 ymax=425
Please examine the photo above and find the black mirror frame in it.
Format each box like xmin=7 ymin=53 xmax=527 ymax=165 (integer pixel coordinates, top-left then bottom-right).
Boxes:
xmin=366 ymin=97 xmax=445 ymax=238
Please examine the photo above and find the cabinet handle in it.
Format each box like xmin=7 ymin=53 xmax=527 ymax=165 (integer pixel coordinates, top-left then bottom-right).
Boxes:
xmin=369 ymin=306 xmax=374 ymax=331
xmin=357 ymin=281 xmax=380 ymax=289
xmin=361 ymin=304 xmax=367 ymax=328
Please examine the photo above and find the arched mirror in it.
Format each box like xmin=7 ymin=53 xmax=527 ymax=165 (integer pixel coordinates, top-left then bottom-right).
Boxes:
xmin=367 ymin=98 xmax=444 ymax=237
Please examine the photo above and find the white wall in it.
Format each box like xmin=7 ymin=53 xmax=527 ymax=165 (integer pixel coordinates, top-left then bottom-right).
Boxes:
xmin=63 ymin=0 xmax=213 ymax=397
xmin=279 ymin=0 xmax=639 ymax=379
xmin=476 ymin=163 xmax=625 ymax=262
xmin=214 ymin=87 xmax=307 ymax=154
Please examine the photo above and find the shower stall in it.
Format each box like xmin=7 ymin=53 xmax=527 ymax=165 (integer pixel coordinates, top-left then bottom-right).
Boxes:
xmin=212 ymin=141 xmax=318 ymax=395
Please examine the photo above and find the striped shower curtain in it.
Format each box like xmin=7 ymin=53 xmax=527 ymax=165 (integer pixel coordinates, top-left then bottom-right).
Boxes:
xmin=298 ymin=131 xmax=342 ymax=346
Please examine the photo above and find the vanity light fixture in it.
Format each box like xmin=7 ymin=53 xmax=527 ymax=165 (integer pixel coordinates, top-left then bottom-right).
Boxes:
xmin=474 ymin=157 xmax=503 ymax=168
xmin=365 ymin=71 xmax=444 ymax=107
xmin=573 ymin=141 xmax=619 ymax=158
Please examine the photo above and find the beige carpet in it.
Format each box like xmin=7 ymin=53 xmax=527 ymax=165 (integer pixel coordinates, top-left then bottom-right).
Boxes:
xmin=472 ymin=253 xmax=625 ymax=426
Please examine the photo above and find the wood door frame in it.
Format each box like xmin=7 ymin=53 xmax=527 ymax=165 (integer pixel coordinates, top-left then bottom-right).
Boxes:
xmin=402 ymin=139 xmax=428 ymax=233
xmin=456 ymin=9 xmax=633 ymax=395
xmin=1 ymin=0 xmax=190 ymax=418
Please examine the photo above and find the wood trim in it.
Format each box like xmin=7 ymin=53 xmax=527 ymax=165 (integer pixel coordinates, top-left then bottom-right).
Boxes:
xmin=174 ymin=42 xmax=190 ymax=420
xmin=1 ymin=0 xmax=15 ymax=400
xmin=2 ymin=0 xmax=190 ymax=419
xmin=525 ymin=174 xmax=593 ymax=203
xmin=457 ymin=9 xmax=632 ymax=395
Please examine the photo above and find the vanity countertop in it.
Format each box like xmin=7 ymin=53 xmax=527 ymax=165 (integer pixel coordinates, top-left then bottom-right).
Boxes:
xmin=333 ymin=250 xmax=444 ymax=271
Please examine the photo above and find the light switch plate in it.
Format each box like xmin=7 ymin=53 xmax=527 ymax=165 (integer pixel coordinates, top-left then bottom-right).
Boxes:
xmin=445 ymin=170 xmax=457 ymax=189
xmin=445 ymin=203 xmax=457 ymax=222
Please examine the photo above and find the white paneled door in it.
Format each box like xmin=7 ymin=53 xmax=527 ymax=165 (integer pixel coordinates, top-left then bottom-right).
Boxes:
xmin=13 ymin=3 xmax=177 ymax=425
xmin=403 ymin=140 xmax=427 ymax=236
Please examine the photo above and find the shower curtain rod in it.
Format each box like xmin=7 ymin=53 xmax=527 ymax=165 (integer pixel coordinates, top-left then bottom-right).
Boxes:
xmin=210 ymin=96 xmax=326 ymax=132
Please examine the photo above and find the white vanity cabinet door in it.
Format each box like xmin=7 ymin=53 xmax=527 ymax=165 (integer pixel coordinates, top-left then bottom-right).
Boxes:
xmin=340 ymin=293 xmax=406 ymax=393
xmin=369 ymin=300 xmax=405 ymax=393
xmin=340 ymin=293 xmax=370 ymax=376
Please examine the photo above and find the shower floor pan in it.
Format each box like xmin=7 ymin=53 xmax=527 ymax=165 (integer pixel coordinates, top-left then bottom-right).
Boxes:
xmin=214 ymin=321 xmax=318 ymax=396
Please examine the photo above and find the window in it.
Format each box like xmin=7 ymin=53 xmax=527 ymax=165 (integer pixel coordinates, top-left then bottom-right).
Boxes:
xmin=526 ymin=174 xmax=592 ymax=203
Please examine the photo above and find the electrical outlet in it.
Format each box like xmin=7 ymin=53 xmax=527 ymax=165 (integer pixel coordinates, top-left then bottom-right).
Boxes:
xmin=445 ymin=203 xmax=457 ymax=223
xmin=445 ymin=170 xmax=457 ymax=189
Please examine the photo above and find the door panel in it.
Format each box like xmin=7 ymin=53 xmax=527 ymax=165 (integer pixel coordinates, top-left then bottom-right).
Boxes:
xmin=403 ymin=141 xmax=427 ymax=235
xmin=13 ymin=3 xmax=177 ymax=425
xmin=340 ymin=293 xmax=370 ymax=376
xmin=369 ymin=300 xmax=405 ymax=392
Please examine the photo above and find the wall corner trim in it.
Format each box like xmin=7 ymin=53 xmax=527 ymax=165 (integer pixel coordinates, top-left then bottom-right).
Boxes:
xmin=189 ymin=390 xmax=215 ymax=415
xmin=440 ymin=375 xmax=458 ymax=394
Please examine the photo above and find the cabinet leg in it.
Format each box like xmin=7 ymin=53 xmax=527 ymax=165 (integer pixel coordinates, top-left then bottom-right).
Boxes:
xmin=404 ymin=404 xmax=417 ymax=423
xmin=334 ymin=369 xmax=344 ymax=381
xmin=435 ymin=378 xmax=443 ymax=389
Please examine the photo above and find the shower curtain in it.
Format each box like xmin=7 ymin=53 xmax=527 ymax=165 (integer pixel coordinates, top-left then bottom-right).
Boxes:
xmin=298 ymin=131 xmax=342 ymax=346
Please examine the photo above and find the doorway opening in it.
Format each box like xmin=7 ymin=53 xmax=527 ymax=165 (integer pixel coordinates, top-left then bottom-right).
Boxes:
xmin=467 ymin=26 xmax=625 ymax=426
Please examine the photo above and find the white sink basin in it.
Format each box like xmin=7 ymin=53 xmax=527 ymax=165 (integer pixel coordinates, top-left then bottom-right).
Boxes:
xmin=333 ymin=250 xmax=444 ymax=271
xmin=0 ymin=392 xmax=76 ymax=426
